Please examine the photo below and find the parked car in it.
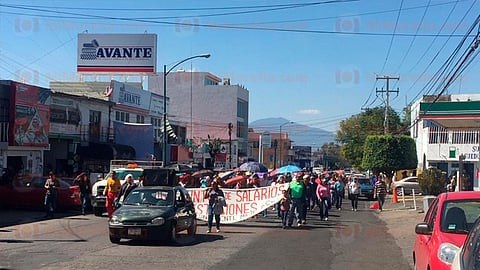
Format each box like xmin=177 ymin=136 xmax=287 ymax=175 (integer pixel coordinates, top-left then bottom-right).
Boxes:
xmin=108 ymin=185 xmax=196 ymax=244
xmin=357 ymin=177 xmax=374 ymax=200
xmin=392 ymin=176 xmax=422 ymax=195
xmin=0 ymin=176 xmax=81 ymax=209
xmin=451 ymin=215 xmax=480 ymax=270
xmin=413 ymin=191 xmax=480 ymax=270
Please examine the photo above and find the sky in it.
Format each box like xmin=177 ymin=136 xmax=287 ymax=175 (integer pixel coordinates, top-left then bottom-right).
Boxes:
xmin=0 ymin=0 xmax=479 ymax=133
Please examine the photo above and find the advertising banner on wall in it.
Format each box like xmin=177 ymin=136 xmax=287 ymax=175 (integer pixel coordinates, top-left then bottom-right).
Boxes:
xmin=113 ymin=121 xmax=153 ymax=160
xmin=77 ymin=34 xmax=157 ymax=73
xmin=187 ymin=184 xmax=288 ymax=224
xmin=109 ymin=80 xmax=151 ymax=111
xmin=149 ymin=93 xmax=168 ymax=118
xmin=9 ymin=82 xmax=50 ymax=147
xmin=49 ymin=96 xmax=81 ymax=136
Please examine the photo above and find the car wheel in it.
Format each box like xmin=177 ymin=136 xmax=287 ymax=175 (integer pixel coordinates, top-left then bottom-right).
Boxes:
xmin=109 ymin=235 xmax=120 ymax=244
xmin=396 ymin=187 xmax=404 ymax=196
xmin=93 ymin=207 xmax=103 ymax=216
xmin=187 ymin=219 xmax=197 ymax=237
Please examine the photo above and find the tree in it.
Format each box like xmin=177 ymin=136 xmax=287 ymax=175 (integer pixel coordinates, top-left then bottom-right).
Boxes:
xmin=336 ymin=106 xmax=407 ymax=169
xmin=361 ymin=135 xmax=417 ymax=178
xmin=206 ymin=135 xmax=223 ymax=168
xmin=318 ymin=142 xmax=350 ymax=169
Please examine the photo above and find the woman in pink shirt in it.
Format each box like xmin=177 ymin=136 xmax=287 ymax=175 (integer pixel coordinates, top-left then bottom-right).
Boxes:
xmin=316 ymin=179 xmax=330 ymax=221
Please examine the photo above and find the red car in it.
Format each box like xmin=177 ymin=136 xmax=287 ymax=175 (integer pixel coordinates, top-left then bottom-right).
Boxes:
xmin=413 ymin=191 xmax=480 ymax=270
xmin=0 ymin=176 xmax=81 ymax=209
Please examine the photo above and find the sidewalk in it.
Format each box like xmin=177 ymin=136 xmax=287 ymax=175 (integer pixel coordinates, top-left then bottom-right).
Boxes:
xmin=0 ymin=208 xmax=82 ymax=228
xmin=374 ymin=194 xmax=425 ymax=269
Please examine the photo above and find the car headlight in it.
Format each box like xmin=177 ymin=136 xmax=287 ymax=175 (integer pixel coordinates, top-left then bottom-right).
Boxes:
xmin=438 ymin=243 xmax=460 ymax=265
xmin=151 ymin=217 xmax=165 ymax=225
xmin=109 ymin=215 xmax=122 ymax=225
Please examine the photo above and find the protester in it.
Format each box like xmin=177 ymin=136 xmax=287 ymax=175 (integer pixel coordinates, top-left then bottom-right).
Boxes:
xmin=308 ymin=175 xmax=317 ymax=210
xmin=137 ymin=174 xmax=144 ymax=187
xmin=74 ymin=172 xmax=91 ymax=215
xmin=44 ymin=171 xmax=59 ymax=218
xmin=301 ymin=175 xmax=310 ymax=222
xmin=204 ymin=181 xmax=225 ymax=233
xmin=334 ymin=176 xmax=345 ymax=210
xmin=328 ymin=177 xmax=336 ymax=209
xmin=103 ymin=171 xmax=121 ymax=218
xmin=317 ymin=178 xmax=330 ymax=221
xmin=116 ymin=174 xmax=137 ymax=206
xmin=374 ymin=175 xmax=387 ymax=212
xmin=348 ymin=177 xmax=361 ymax=211
xmin=276 ymin=175 xmax=286 ymax=217
xmin=287 ymin=176 xmax=304 ymax=227
xmin=279 ymin=189 xmax=290 ymax=229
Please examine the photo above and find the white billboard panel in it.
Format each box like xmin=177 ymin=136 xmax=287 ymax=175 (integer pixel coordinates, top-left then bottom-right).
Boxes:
xmin=109 ymin=80 xmax=151 ymax=111
xmin=77 ymin=34 xmax=157 ymax=73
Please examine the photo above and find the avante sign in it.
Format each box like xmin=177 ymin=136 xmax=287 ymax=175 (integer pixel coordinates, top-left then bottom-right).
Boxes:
xmin=77 ymin=34 xmax=157 ymax=73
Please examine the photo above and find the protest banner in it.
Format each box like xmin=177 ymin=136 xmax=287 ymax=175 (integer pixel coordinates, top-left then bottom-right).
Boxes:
xmin=187 ymin=184 xmax=288 ymax=224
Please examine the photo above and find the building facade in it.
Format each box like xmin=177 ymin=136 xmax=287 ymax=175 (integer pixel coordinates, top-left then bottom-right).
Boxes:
xmin=248 ymin=130 xmax=292 ymax=169
xmin=0 ymin=80 xmax=50 ymax=179
xmin=148 ymin=72 xmax=249 ymax=168
xmin=411 ymin=94 xmax=480 ymax=191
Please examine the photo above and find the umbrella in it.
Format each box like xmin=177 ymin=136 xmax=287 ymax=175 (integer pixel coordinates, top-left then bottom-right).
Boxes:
xmin=276 ymin=165 xmax=302 ymax=174
xmin=192 ymin=169 xmax=214 ymax=178
xmin=224 ymin=175 xmax=247 ymax=186
xmin=219 ymin=171 xmax=235 ymax=181
xmin=238 ymin=162 xmax=268 ymax=172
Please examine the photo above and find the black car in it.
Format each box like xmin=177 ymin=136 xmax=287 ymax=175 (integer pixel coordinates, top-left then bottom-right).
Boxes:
xmin=108 ymin=186 xmax=197 ymax=244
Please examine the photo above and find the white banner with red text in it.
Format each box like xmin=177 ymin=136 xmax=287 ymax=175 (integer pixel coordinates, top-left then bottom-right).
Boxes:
xmin=187 ymin=184 xmax=288 ymax=224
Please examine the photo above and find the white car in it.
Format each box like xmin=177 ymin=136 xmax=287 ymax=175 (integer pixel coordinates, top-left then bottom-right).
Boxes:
xmin=391 ymin=176 xmax=422 ymax=196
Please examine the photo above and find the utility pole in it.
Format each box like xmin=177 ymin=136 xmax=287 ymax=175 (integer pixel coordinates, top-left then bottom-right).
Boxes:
xmin=376 ymin=75 xmax=399 ymax=134
xmin=228 ymin=122 xmax=233 ymax=169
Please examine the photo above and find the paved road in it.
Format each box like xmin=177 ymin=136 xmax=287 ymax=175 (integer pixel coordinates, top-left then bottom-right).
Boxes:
xmin=0 ymin=199 xmax=413 ymax=270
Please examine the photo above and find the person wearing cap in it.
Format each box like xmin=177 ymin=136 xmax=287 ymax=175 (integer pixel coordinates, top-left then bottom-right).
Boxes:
xmin=103 ymin=171 xmax=121 ymax=217
xmin=116 ymin=174 xmax=137 ymax=207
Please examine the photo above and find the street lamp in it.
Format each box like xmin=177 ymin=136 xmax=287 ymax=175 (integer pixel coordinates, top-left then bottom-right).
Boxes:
xmin=163 ymin=54 xmax=211 ymax=167
xmin=279 ymin=121 xmax=293 ymax=167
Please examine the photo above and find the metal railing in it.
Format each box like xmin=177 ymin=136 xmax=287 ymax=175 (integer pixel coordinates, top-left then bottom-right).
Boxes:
xmin=428 ymin=126 xmax=480 ymax=145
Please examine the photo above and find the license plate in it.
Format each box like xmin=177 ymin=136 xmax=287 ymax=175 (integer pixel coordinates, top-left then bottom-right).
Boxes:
xmin=128 ymin=228 xmax=141 ymax=236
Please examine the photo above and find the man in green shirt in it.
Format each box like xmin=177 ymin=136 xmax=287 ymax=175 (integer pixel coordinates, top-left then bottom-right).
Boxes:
xmin=288 ymin=176 xmax=305 ymax=227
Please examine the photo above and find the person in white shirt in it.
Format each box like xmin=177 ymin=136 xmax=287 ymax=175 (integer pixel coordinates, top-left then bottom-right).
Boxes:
xmin=348 ymin=177 xmax=361 ymax=211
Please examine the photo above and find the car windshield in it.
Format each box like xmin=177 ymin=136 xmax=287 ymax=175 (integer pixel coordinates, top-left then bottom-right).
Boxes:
xmin=440 ymin=200 xmax=480 ymax=234
xmin=358 ymin=178 xmax=371 ymax=185
xmin=104 ymin=170 xmax=143 ymax=181
xmin=123 ymin=189 xmax=174 ymax=207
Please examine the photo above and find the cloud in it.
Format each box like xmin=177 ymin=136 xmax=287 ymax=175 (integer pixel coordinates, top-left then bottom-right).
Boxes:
xmin=299 ymin=109 xmax=320 ymax=115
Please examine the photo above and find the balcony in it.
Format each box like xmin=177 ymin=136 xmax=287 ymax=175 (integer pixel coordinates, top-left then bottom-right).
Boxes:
xmin=428 ymin=126 xmax=480 ymax=145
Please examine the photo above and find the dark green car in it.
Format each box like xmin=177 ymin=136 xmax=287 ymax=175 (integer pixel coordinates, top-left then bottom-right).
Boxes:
xmin=108 ymin=186 xmax=197 ymax=244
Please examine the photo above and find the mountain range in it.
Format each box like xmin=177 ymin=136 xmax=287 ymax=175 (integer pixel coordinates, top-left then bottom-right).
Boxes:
xmin=249 ymin=117 xmax=336 ymax=149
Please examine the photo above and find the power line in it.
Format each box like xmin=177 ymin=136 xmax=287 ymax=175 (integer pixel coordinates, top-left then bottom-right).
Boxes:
xmin=380 ymin=0 xmax=404 ymax=73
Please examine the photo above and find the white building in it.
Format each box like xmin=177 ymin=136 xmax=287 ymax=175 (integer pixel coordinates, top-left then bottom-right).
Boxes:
xmin=148 ymin=72 xmax=249 ymax=168
xmin=411 ymin=94 xmax=480 ymax=191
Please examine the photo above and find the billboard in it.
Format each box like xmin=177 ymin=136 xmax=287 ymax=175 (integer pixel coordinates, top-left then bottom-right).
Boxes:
xmin=9 ymin=82 xmax=51 ymax=147
xmin=77 ymin=34 xmax=157 ymax=73
xmin=113 ymin=121 xmax=153 ymax=160
xmin=109 ymin=80 xmax=151 ymax=111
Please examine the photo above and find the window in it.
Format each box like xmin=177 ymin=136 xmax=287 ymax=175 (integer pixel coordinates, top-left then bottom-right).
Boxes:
xmin=116 ymin=111 xmax=130 ymax=123
xmin=136 ymin=115 xmax=145 ymax=124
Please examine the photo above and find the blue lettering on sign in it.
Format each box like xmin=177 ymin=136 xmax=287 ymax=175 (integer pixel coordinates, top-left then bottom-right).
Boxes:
xmin=463 ymin=153 xmax=479 ymax=159
xmin=96 ymin=47 xmax=152 ymax=58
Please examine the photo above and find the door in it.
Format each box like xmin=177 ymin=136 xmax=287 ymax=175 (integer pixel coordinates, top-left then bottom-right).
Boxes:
xmin=175 ymin=189 xmax=188 ymax=231
xmin=415 ymin=197 xmax=439 ymax=269
xmin=89 ymin=110 xmax=101 ymax=142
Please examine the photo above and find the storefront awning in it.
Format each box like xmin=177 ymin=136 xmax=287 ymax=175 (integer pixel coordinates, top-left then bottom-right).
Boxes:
xmin=420 ymin=101 xmax=480 ymax=128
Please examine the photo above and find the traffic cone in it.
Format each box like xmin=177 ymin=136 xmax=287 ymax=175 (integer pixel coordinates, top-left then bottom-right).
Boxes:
xmin=392 ymin=187 xmax=398 ymax=204
xmin=369 ymin=202 xmax=378 ymax=209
